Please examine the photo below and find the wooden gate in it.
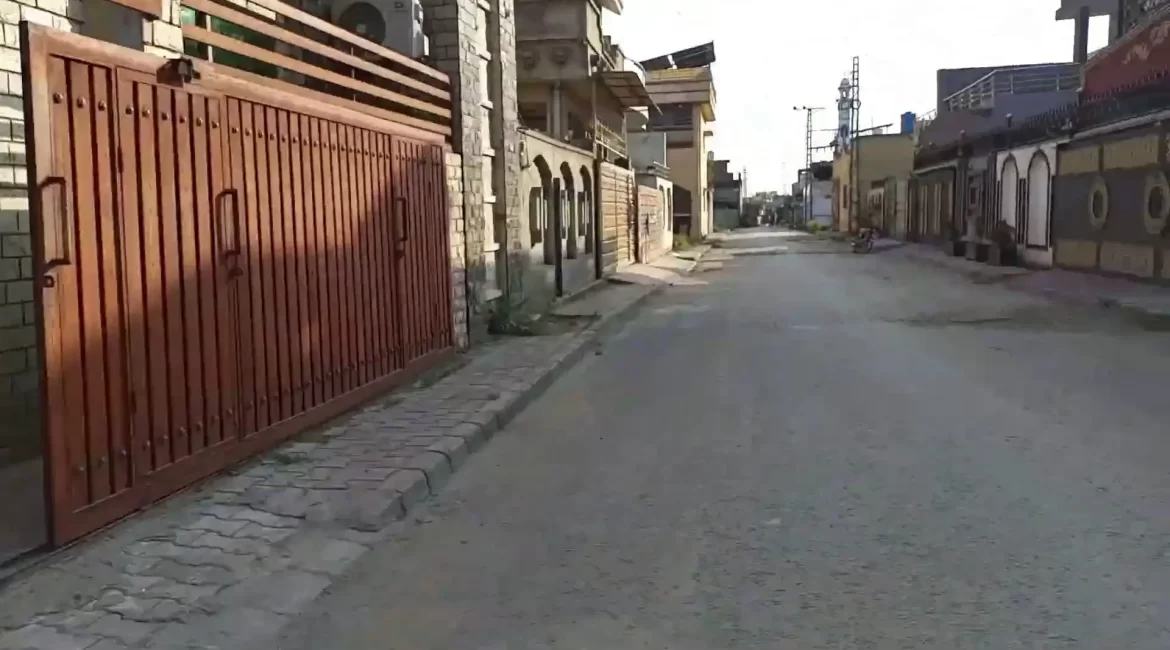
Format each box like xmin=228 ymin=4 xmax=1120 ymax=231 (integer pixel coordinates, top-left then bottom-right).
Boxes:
xmin=24 ymin=23 xmax=453 ymax=544
xmin=599 ymin=162 xmax=634 ymax=271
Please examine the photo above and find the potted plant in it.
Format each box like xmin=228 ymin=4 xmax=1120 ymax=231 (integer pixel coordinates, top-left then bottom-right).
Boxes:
xmin=988 ymin=221 xmax=1019 ymax=266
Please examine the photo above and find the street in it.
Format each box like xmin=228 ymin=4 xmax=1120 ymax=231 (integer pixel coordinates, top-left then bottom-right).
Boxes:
xmin=275 ymin=237 xmax=1170 ymax=649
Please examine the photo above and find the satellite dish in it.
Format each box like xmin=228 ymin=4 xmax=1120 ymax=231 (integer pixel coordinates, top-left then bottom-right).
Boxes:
xmin=337 ymin=2 xmax=386 ymax=45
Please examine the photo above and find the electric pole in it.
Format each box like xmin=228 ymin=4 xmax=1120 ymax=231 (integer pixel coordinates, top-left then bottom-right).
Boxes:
xmin=794 ymin=106 xmax=823 ymax=227
xmin=849 ymin=56 xmax=862 ymax=233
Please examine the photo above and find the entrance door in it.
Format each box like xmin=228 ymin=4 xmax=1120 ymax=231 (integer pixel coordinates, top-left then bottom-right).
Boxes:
xmin=27 ymin=22 xmax=456 ymax=546
xmin=33 ymin=58 xmax=240 ymax=543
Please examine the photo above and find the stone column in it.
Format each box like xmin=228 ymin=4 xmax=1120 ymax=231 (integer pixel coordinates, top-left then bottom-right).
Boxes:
xmin=421 ymin=0 xmax=486 ymax=339
xmin=446 ymin=150 xmax=469 ymax=349
xmin=489 ymin=0 xmax=522 ymax=298
xmin=422 ymin=0 xmax=520 ymax=342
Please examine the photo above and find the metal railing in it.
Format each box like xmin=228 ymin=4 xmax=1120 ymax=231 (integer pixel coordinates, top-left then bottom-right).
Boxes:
xmin=594 ymin=119 xmax=626 ymax=155
xmin=941 ymin=65 xmax=1080 ymax=112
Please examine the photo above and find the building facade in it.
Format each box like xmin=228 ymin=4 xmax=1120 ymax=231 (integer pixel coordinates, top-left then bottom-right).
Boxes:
xmin=641 ymin=47 xmax=716 ymax=240
xmin=711 ymin=159 xmax=742 ymax=231
xmin=833 ymin=133 xmax=915 ymax=233
xmin=513 ymin=0 xmax=652 ymax=307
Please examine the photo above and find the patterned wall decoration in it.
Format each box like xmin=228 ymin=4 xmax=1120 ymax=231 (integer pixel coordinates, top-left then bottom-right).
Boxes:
xmin=1089 ymin=176 xmax=1111 ymax=231
xmin=1099 ymin=242 xmax=1157 ymax=277
xmin=1102 ymin=134 xmax=1161 ymax=170
xmin=1057 ymin=145 xmax=1101 ymax=176
xmin=1054 ymin=239 xmax=1099 ymax=268
xmin=1143 ymin=170 xmax=1170 ymax=234
xmin=1084 ymin=14 xmax=1170 ymax=95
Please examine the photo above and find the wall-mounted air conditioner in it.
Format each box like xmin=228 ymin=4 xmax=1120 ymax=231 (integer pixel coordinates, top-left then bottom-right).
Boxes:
xmin=333 ymin=0 xmax=429 ymax=60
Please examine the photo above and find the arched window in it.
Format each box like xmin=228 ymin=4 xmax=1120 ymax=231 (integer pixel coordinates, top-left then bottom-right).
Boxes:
xmin=1026 ymin=152 xmax=1052 ymax=248
xmin=532 ymin=156 xmax=554 ymax=265
xmin=1000 ymin=156 xmax=1019 ymax=230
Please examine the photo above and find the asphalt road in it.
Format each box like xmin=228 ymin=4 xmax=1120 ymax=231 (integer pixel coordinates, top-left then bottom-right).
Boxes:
xmin=275 ymin=236 xmax=1170 ymax=649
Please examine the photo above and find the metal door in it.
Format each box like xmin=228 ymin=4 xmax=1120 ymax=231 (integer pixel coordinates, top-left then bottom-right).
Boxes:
xmin=391 ymin=138 xmax=453 ymax=366
xmin=31 ymin=55 xmax=240 ymax=543
xmin=26 ymin=23 xmax=454 ymax=546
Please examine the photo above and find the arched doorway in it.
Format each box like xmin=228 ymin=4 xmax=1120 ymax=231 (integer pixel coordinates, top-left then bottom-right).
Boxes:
xmin=1000 ymin=155 xmax=1019 ymax=231
xmin=579 ymin=166 xmax=593 ymax=256
xmin=531 ymin=155 xmax=554 ymax=265
xmin=1026 ymin=152 xmax=1051 ymax=248
xmin=560 ymin=162 xmax=576 ymax=258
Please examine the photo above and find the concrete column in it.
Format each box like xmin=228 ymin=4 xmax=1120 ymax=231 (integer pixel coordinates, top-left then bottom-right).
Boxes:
xmin=1074 ymin=5 xmax=1090 ymax=64
xmin=422 ymin=0 xmax=519 ymax=340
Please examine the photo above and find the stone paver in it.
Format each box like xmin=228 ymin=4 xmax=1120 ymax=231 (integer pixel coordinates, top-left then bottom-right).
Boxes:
xmin=0 ymin=283 xmax=658 ymax=650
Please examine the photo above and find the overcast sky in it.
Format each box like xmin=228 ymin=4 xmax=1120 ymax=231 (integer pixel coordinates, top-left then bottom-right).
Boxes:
xmin=604 ymin=0 xmax=1111 ymax=194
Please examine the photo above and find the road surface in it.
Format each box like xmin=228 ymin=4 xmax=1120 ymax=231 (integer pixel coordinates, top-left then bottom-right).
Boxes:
xmin=275 ymin=234 xmax=1170 ymax=649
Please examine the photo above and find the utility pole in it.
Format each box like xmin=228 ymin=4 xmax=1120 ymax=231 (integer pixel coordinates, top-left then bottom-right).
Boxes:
xmin=794 ymin=106 xmax=823 ymax=227
xmin=849 ymin=56 xmax=862 ymax=234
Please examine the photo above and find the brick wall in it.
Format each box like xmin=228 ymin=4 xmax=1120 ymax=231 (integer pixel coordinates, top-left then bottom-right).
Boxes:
xmin=447 ymin=150 xmax=469 ymax=349
xmin=422 ymin=0 xmax=520 ymax=343
xmin=0 ymin=0 xmax=75 ymax=458
xmin=0 ymin=0 xmax=183 ymax=461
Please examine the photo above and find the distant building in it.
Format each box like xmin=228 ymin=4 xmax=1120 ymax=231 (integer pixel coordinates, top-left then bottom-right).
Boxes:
xmin=639 ymin=43 xmax=718 ymax=240
xmin=711 ymin=160 xmax=743 ymax=230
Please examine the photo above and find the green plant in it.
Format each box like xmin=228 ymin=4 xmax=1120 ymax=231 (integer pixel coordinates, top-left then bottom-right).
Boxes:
xmin=487 ymin=296 xmax=538 ymax=336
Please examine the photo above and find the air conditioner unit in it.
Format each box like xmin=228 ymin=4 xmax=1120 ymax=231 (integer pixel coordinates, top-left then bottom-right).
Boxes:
xmin=333 ymin=0 xmax=429 ymax=60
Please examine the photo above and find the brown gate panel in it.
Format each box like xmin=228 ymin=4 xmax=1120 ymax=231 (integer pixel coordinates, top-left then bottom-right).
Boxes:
xmin=27 ymin=24 xmax=455 ymax=545
xmin=392 ymin=139 xmax=453 ymax=364
xmin=599 ymin=163 xmax=634 ymax=272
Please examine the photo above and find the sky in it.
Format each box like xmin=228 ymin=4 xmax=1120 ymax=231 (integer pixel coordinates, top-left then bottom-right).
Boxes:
xmin=604 ymin=0 xmax=1111 ymax=194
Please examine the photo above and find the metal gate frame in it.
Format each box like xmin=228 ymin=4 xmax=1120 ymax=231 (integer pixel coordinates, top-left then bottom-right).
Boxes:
xmin=24 ymin=23 xmax=454 ymax=545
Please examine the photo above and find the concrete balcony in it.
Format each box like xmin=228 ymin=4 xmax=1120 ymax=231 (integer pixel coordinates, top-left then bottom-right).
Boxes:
xmin=645 ymin=67 xmax=716 ymax=122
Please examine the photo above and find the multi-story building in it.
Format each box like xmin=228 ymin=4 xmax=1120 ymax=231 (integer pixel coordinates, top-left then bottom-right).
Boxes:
xmin=514 ymin=0 xmax=654 ymax=305
xmin=637 ymin=43 xmax=717 ymax=240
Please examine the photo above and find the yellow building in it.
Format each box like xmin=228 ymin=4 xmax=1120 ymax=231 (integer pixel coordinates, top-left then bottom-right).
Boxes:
xmin=832 ymin=133 xmax=915 ymax=234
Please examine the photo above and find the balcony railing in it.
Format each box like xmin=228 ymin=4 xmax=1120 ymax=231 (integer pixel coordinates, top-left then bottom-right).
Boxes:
xmin=941 ymin=65 xmax=1080 ymax=112
xmin=594 ymin=119 xmax=626 ymax=155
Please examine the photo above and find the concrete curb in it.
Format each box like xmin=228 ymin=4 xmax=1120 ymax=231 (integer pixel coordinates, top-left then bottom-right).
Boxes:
xmin=349 ymin=283 xmax=663 ymax=531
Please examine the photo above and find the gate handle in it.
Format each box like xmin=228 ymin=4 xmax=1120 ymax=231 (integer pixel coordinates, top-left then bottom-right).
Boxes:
xmin=40 ymin=176 xmax=71 ymax=267
xmin=218 ymin=189 xmax=241 ymax=256
xmin=394 ymin=196 xmax=409 ymax=244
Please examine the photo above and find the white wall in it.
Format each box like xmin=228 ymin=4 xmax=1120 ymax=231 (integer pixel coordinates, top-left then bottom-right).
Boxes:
xmin=810 ymin=180 xmax=833 ymax=227
xmin=996 ymin=140 xmax=1062 ymax=268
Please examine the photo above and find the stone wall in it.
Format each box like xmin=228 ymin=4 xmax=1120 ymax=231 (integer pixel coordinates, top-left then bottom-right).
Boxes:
xmin=447 ymin=150 xmax=470 ymax=349
xmin=422 ymin=0 xmax=521 ymax=342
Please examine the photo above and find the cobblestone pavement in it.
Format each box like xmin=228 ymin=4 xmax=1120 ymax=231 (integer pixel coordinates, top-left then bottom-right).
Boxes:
xmin=275 ymin=249 xmax=1170 ymax=649
xmin=0 ymin=283 xmax=657 ymax=650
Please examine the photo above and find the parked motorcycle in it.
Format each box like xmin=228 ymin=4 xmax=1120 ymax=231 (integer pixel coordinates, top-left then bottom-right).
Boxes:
xmin=852 ymin=228 xmax=876 ymax=254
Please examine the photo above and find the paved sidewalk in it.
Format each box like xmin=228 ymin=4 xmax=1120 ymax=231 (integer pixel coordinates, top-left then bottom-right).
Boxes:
xmin=890 ymin=242 xmax=1170 ymax=320
xmin=1003 ymin=269 xmax=1170 ymax=318
xmin=890 ymin=242 xmax=1031 ymax=282
xmin=0 ymin=283 xmax=659 ymax=650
